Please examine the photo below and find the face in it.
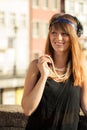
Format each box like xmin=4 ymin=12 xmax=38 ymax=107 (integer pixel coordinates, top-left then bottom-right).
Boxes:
xmin=49 ymin=26 xmax=71 ymax=54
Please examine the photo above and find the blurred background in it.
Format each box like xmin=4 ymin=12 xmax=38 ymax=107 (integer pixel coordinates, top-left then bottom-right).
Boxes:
xmin=0 ymin=0 xmax=87 ymax=105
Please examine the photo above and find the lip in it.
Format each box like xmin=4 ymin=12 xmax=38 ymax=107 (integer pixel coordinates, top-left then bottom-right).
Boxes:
xmin=55 ymin=42 xmax=64 ymax=45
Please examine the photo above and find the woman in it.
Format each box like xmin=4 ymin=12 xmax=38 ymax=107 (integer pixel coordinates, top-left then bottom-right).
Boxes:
xmin=21 ymin=13 xmax=87 ymax=130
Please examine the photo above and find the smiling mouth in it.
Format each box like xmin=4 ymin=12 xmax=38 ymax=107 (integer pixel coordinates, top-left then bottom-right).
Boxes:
xmin=55 ymin=42 xmax=64 ymax=45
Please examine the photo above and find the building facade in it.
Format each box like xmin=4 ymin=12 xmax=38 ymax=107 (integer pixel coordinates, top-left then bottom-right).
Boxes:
xmin=0 ymin=0 xmax=29 ymax=105
xmin=65 ymin=0 xmax=87 ymax=63
xmin=0 ymin=0 xmax=62 ymax=105
xmin=29 ymin=0 xmax=62 ymax=60
xmin=65 ymin=0 xmax=87 ymax=49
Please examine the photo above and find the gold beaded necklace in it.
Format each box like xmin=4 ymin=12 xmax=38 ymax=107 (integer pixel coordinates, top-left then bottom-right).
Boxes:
xmin=55 ymin=66 xmax=66 ymax=72
xmin=47 ymin=55 xmax=71 ymax=82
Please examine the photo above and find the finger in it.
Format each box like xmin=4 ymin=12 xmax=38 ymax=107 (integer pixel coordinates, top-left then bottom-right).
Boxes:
xmin=44 ymin=55 xmax=53 ymax=63
xmin=38 ymin=58 xmax=46 ymax=65
xmin=38 ymin=55 xmax=52 ymax=65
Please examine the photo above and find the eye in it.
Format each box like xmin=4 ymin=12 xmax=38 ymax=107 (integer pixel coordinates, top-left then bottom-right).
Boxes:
xmin=61 ymin=32 xmax=69 ymax=36
xmin=51 ymin=31 xmax=57 ymax=36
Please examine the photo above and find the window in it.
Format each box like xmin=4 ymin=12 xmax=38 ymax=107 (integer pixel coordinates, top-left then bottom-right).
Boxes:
xmin=79 ymin=2 xmax=83 ymax=12
xmin=20 ymin=14 xmax=27 ymax=27
xmin=8 ymin=37 xmax=14 ymax=48
xmin=44 ymin=0 xmax=49 ymax=8
xmin=70 ymin=2 xmax=75 ymax=12
xmin=53 ymin=0 xmax=57 ymax=9
xmin=42 ymin=23 xmax=48 ymax=38
xmin=10 ymin=13 xmax=16 ymax=26
xmin=2 ymin=88 xmax=15 ymax=105
xmin=0 ymin=11 xmax=5 ymax=26
xmin=32 ymin=0 xmax=39 ymax=8
xmin=33 ymin=22 xmax=39 ymax=38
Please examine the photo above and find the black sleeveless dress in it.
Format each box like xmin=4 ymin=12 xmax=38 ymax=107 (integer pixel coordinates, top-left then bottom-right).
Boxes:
xmin=26 ymin=75 xmax=81 ymax=130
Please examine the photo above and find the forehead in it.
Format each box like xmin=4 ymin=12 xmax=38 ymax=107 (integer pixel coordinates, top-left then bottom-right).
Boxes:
xmin=50 ymin=23 xmax=66 ymax=32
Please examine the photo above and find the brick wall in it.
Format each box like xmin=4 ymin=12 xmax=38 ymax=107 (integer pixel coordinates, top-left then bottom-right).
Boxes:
xmin=0 ymin=105 xmax=87 ymax=130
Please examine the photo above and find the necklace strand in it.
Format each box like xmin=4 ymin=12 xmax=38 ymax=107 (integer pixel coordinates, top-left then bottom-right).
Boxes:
xmin=46 ymin=55 xmax=71 ymax=81
xmin=55 ymin=66 xmax=66 ymax=72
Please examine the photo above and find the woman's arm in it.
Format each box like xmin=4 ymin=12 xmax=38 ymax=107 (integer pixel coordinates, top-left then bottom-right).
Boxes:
xmin=21 ymin=56 xmax=51 ymax=116
xmin=80 ymin=61 xmax=87 ymax=115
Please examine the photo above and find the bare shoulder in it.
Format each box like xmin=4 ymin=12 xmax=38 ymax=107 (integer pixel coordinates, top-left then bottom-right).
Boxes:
xmin=81 ymin=58 xmax=87 ymax=88
xmin=28 ymin=59 xmax=38 ymax=73
xmin=24 ymin=59 xmax=39 ymax=92
xmin=26 ymin=59 xmax=39 ymax=83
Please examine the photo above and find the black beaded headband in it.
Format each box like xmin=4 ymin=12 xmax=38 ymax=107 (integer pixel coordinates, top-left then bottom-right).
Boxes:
xmin=50 ymin=17 xmax=77 ymax=31
xmin=49 ymin=17 xmax=83 ymax=37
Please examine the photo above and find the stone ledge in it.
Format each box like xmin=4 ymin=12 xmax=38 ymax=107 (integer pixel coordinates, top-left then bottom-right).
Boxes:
xmin=0 ymin=111 xmax=28 ymax=127
xmin=0 ymin=127 xmax=25 ymax=130
xmin=0 ymin=105 xmax=87 ymax=130
xmin=0 ymin=105 xmax=28 ymax=129
xmin=0 ymin=105 xmax=23 ymax=112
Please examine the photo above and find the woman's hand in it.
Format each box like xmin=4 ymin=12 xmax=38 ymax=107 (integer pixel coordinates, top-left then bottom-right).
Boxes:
xmin=37 ymin=55 xmax=52 ymax=77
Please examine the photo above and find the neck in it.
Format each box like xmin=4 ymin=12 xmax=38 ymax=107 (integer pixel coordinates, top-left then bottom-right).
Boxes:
xmin=54 ymin=52 xmax=68 ymax=68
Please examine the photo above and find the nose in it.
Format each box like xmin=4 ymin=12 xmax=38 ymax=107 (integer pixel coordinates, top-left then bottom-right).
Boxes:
xmin=57 ymin=33 xmax=62 ymax=40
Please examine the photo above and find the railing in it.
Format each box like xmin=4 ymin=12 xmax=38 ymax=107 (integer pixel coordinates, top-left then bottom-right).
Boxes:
xmin=0 ymin=105 xmax=87 ymax=130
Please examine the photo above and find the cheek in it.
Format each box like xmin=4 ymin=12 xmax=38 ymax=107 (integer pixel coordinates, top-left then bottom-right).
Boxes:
xmin=66 ymin=41 xmax=70 ymax=47
xmin=65 ymin=37 xmax=70 ymax=42
xmin=65 ymin=42 xmax=71 ymax=51
xmin=66 ymin=37 xmax=70 ymax=44
xmin=64 ymin=38 xmax=71 ymax=48
xmin=49 ymin=36 xmax=53 ymax=42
